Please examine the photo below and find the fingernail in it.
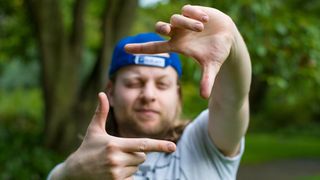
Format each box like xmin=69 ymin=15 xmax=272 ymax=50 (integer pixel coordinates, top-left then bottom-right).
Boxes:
xmin=167 ymin=143 xmax=176 ymax=152
xmin=202 ymin=15 xmax=209 ymax=22
xmin=160 ymin=24 xmax=167 ymax=34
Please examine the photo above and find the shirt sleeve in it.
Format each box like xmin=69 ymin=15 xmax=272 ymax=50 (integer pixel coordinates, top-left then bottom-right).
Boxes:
xmin=46 ymin=163 xmax=65 ymax=180
xmin=178 ymin=109 xmax=244 ymax=179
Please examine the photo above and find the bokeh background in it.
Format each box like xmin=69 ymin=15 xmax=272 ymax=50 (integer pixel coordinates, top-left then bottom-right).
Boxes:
xmin=1 ymin=0 xmax=320 ymax=179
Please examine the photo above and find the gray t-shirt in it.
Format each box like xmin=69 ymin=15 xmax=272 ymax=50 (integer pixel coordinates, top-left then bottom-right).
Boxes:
xmin=134 ymin=109 xmax=244 ymax=180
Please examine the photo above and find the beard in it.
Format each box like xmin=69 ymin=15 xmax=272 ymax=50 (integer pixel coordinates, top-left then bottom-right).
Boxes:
xmin=116 ymin=113 xmax=174 ymax=140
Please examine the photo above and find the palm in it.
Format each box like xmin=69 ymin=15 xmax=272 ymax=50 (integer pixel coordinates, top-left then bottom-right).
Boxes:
xmin=169 ymin=27 xmax=231 ymax=66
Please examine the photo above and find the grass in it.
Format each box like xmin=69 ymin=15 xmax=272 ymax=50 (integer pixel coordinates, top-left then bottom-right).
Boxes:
xmin=242 ymin=132 xmax=320 ymax=165
xmin=297 ymin=175 xmax=320 ymax=180
xmin=241 ymin=133 xmax=320 ymax=179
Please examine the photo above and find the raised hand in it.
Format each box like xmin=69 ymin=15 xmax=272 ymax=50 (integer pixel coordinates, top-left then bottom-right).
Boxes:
xmin=125 ymin=5 xmax=238 ymax=99
xmin=60 ymin=92 xmax=176 ymax=180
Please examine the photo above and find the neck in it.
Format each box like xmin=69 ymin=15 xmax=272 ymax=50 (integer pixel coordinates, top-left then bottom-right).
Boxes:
xmin=118 ymin=126 xmax=169 ymax=140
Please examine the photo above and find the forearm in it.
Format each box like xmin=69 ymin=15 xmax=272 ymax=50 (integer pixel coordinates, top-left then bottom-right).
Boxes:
xmin=212 ymin=25 xmax=251 ymax=108
xmin=208 ymin=25 xmax=251 ymax=156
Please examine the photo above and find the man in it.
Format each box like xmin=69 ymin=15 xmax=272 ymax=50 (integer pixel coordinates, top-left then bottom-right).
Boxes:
xmin=49 ymin=5 xmax=251 ymax=180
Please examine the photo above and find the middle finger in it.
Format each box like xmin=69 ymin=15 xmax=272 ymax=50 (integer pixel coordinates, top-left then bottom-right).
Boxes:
xmin=170 ymin=14 xmax=204 ymax=32
xmin=112 ymin=151 xmax=146 ymax=166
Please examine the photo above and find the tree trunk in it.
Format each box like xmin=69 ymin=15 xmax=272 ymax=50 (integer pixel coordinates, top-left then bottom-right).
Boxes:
xmin=25 ymin=0 xmax=138 ymax=154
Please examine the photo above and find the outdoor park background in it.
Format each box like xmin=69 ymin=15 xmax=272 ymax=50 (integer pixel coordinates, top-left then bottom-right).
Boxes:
xmin=0 ymin=0 xmax=319 ymax=179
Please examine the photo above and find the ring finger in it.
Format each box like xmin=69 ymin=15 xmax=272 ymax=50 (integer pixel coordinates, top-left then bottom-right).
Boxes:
xmin=170 ymin=14 xmax=204 ymax=32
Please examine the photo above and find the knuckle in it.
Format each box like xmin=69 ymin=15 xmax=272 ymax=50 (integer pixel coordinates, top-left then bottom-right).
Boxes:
xmin=105 ymin=141 xmax=118 ymax=152
xmin=156 ymin=142 xmax=166 ymax=152
xmin=140 ymin=153 xmax=147 ymax=163
xmin=135 ymin=152 xmax=146 ymax=163
xmin=140 ymin=43 xmax=146 ymax=52
xmin=94 ymin=110 xmax=102 ymax=117
xmin=106 ymin=154 xmax=121 ymax=168
xmin=138 ymin=139 xmax=148 ymax=152
xmin=110 ymin=168 xmax=122 ymax=180
xmin=141 ymin=152 xmax=147 ymax=160
xmin=170 ymin=14 xmax=180 ymax=23
xmin=181 ymin=5 xmax=190 ymax=13
xmin=95 ymin=109 xmax=107 ymax=118
xmin=94 ymin=109 xmax=100 ymax=114
xmin=106 ymin=155 xmax=119 ymax=166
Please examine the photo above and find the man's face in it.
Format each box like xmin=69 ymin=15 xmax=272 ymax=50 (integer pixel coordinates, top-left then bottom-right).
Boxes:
xmin=109 ymin=65 xmax=180 ymax=139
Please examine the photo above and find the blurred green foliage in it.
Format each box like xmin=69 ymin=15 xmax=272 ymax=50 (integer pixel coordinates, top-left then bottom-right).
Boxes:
xmin=0 ymin=0 xmax=36 ymax=65
xmin=0 ymin=122 xmax=63 ymax=179
xmin=242 ymin=133 xmax=320 ymax=164
xmin=0 ymin=88 xmax=64 ymax=179
xmin=223 ymin=0 xmax=320 ymax=131
xmin=1 ymin=0 xmax=320 ymax=178
xmin=297 ymin=175 xmax=320 ymax=180
xmin=132 ymin=0 xmax=320 ymax=131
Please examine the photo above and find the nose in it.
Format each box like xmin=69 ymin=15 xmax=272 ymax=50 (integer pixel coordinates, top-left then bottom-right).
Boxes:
xmin=140 ymin=82 xmax=156 ymax=103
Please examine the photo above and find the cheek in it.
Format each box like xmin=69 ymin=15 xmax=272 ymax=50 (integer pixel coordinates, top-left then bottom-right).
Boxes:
xmin=112 ymin=89 xmax=138 ymax=121
xmin=160 ymin=90 xmax=180 ymax=112
xmin=113 ymin=88 xmax=138 ymax=108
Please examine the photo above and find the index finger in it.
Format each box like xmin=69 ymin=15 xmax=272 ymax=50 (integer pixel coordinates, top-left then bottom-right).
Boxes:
xmin=118 ymin=137 xmax=176 ymax=153
xmin=125 ymin=41 xmax=171 ymax=55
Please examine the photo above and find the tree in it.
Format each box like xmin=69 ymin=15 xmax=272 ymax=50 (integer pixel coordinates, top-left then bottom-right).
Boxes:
xmin=24 ymin=0 xmax=138 ymax=153
xmin=140 ymin=0 xmax=320 ymax=130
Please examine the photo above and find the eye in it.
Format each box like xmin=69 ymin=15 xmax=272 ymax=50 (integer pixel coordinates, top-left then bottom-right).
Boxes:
xmin=125 ymin=80 xmax=142 ymax=88
xmin=157 ymin=81 xmax=170 ymax=90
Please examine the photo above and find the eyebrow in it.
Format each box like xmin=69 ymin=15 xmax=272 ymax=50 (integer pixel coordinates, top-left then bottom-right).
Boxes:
xmin=122 ymin=74 xmax=171 ymax=81
xmin=118 ymin=66 xmax=177 ymax=81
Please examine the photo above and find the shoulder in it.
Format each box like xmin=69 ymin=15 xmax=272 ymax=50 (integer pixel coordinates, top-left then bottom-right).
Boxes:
xmin=178 ymin=108 xmax=245 ymax=163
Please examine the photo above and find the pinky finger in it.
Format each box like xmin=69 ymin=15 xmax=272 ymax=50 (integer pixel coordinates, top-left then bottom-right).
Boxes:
xmin=155 ymin=21 xmax=172 ymax=36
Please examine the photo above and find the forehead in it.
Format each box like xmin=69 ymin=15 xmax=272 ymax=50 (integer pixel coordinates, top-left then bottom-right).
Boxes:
xmin=115 ymin=65 xmax=178 ymax=80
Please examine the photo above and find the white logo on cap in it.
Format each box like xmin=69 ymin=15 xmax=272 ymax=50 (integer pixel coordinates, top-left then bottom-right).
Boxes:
xmin=134 ymin=55 xmax=166 ymax=67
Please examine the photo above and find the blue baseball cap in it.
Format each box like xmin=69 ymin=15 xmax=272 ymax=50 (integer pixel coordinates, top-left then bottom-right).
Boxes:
xmin=108 ymin=32 xmax=182 ymax=78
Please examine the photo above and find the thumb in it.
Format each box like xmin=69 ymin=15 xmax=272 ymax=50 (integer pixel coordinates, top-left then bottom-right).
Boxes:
xmin=200 ymin=63 xmax=220 ymax=99
xmin=88 ymin=92 xmax=110 ymax=134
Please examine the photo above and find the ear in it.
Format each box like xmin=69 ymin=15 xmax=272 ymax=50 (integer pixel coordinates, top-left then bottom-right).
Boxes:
xmin=106 ymin=81 xmax=115 ymax=107
xmin=178 ymin=86 xmax=183 ymax=101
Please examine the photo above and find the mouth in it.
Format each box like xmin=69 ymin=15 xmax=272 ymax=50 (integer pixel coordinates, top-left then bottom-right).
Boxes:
xmin=135 ymin=109 xmax=160 ymax=116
